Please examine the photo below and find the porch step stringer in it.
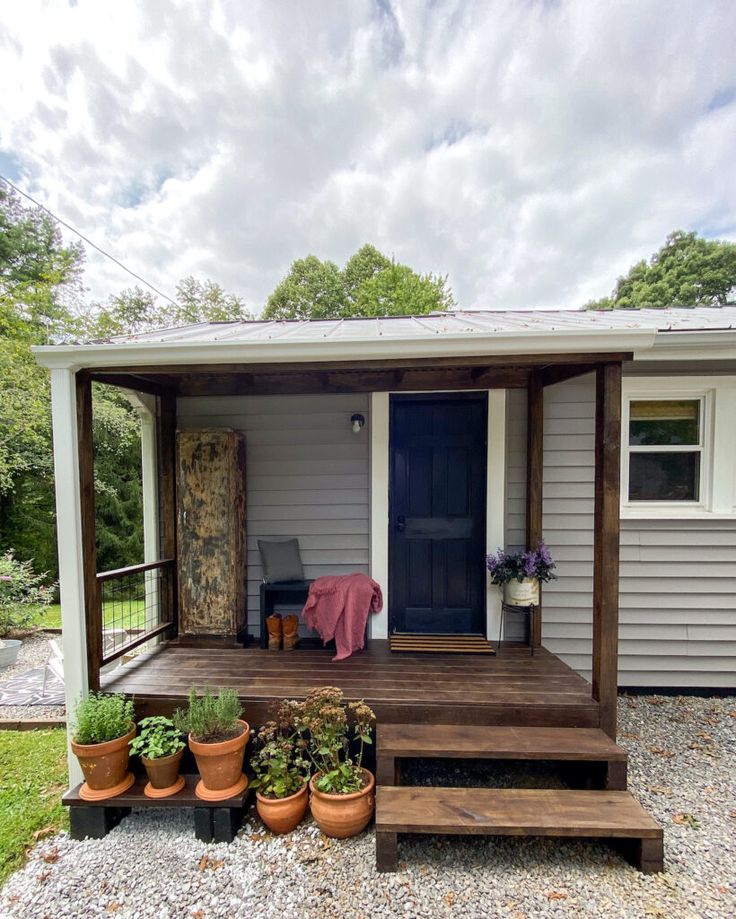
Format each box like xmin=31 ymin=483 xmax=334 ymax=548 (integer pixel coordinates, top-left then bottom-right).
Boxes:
xmin=376 ymin=724 xmax=629 ymax=790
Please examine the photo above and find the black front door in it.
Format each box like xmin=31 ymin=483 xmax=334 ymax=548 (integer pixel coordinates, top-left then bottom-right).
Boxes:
xmin=389 ymin=393 xmax=487 ymax=635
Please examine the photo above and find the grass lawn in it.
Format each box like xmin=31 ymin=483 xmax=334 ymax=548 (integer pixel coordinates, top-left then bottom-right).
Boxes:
xmin=0 ymin=729 xmax=69 ymax=887
xmin=40 ymin=600 xmax=146 ymax=631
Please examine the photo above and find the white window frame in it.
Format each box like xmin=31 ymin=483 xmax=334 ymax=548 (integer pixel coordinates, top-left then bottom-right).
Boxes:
xmin=621 ymin=375 xmax=736 ymax=519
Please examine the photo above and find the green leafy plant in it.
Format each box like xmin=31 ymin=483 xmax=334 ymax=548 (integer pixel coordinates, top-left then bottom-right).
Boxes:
xmin=250 ymin=710 xmax=309 ymax=799
xmin=0 ymin=551 xmax=54 ymax=637
xmin=73 ymin=692 xmax=134 ymax=746
xmin=172 ymin=687 xmax=243 ymax=744
xmin=129 ymin=716 xmax=185 ymax=760
xmin=289 ymin=687 xmax=375 ymax=795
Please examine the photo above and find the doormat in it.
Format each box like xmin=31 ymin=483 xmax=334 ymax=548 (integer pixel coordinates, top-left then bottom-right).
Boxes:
xmin=389 ymin=633 xmax=496 ymax=654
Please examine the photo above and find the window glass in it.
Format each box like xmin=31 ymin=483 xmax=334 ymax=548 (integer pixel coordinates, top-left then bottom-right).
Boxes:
xmin=629 ymin=399 xmax=699 ymax=446
xmin=629 ymin=452 xmax=700 ymax=502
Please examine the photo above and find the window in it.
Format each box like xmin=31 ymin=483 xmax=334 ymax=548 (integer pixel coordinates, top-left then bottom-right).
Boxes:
xmin=627 ymin=399 xmax=703 ymax=502
xmin=622 ymin=377 xmax=736 ymax=518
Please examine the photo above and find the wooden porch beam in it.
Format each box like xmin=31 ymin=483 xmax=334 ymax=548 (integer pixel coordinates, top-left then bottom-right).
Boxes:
xmin=88 ymin=372 xmax=178 ymax=397
xmin=526 ymin=370 xmax=543 ymax=649
xmin=158 ymin=392 xmax=178 ymax=636
xmin=592 ymin=362 xmax=622 ymax=739
xmin=76 ymin=372 xmax=101 ymax=692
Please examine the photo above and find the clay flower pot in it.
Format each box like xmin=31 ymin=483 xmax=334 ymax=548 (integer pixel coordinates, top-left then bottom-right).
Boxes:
xmin=256 ymin=781 xmax=308 ymax=835
xmin=189 ymin=719 xmax=250 ymax=801
xmin=142 ymin=748 xmax=185 ymax=799
xmin=309 ymin=768 xmax=375 ymax=839
xmin=71 ymin=724 xmax=136 ymax=801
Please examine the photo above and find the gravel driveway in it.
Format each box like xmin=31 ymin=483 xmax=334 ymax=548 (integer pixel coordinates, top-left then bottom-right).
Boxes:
xmin=1 ymin=694 xmax=734 ymax=919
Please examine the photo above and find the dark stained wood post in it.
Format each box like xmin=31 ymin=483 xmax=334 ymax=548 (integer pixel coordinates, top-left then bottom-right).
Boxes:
xmin=158 ymin=392 xmax=178 ymax=636
xmin=76 ymin=372 xmax=101 ymax=691
xmin=592 ymin=362 xmax=623 ymax=739
xmin=526 ymin=369 xmax=543 ymax=649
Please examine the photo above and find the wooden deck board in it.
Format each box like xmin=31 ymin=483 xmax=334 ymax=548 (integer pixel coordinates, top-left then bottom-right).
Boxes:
xmin=103 ymin=641 xmax=598 ymax=728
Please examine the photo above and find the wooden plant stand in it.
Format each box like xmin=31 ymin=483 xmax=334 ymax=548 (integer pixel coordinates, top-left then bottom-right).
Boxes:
xmin=62 ymin=774 xmax=249 ymax=843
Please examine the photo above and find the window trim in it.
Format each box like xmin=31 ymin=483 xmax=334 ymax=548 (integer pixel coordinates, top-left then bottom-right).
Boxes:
xmin=621 ymin=376 xmax=736 ymax=520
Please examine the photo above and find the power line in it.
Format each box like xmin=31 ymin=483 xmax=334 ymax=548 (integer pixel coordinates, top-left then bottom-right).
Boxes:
xmin=0 ymin=174 xmax=178 ymax=306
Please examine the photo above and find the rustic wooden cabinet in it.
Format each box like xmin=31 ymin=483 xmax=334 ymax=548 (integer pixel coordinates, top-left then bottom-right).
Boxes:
xmin=176 ymin=429 xmax=246 ymax=639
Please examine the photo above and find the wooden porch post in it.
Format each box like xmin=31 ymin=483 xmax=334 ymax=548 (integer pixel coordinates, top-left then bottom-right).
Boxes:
xmin=158 ymin=391 xmax=178 ymax=633
xmin=76 ymin=372 xmax=101 ymax=692
xmin=526 ymin=369 xmax=543 ymax=649
xmin=592 ymin=362 xmax=622 ymax=739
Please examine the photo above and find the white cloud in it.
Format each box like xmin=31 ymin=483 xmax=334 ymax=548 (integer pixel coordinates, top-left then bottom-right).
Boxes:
xmin=0 ymin=0 xmax=735 ymax=313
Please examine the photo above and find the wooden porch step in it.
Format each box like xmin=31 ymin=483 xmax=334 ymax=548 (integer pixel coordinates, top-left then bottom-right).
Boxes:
xmin=375 ymin=787 xmax=663 ymax=873
xmin=376 ymin=724 xmax=628 ymax=789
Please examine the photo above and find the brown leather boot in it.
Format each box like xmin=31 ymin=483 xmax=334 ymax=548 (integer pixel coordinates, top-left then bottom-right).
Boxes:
xmin=266 ymin=613 xmax=282 ymax=651
xmin=282 ymin=615 xmax=299 ymax=651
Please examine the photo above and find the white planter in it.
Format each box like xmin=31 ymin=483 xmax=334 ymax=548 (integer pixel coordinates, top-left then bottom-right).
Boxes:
xmin=0 ymin=639 xmax=22 ymax=670
xmin=503 ymin=579 xmax=539 ymax=607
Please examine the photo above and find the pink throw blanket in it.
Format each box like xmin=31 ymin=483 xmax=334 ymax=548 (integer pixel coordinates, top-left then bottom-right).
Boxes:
xmin=302 ymin=573 xmax=383 ymax=661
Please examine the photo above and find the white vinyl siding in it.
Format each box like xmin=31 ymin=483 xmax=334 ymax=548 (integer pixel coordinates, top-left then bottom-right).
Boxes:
xmin=533 ymin=373 xmax=736 ymax=688
xmin=177 ymin=394 xmax=370 ymax=635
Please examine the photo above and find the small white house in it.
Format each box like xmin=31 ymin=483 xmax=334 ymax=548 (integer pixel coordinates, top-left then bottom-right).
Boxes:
xmin=34 ymin=305 xmax=736 ymax=780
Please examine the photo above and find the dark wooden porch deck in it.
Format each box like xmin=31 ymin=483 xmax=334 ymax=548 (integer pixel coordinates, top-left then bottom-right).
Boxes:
xmin=102 ymin=641 xmax=599 ymax=728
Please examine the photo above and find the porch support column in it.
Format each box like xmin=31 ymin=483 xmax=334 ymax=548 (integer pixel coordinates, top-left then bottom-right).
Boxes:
xmin=592 ymin=362 xmax=622 ymax=739
xmin=158 ymin=391 xmax=178 ymax=633
xmin=49 ymin=369 xmax=90 ymax=786
xmin=526 ymin=369 xmax=543 ymax=649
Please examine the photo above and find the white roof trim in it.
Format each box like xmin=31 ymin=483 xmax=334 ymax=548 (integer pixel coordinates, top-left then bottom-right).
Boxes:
xmin=32 ymin=327 xmax=658 ymax=370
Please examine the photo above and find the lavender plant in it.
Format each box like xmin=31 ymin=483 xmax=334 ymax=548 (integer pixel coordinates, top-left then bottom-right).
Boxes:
xmin=485 ymin=540 xmax=556 ymax=586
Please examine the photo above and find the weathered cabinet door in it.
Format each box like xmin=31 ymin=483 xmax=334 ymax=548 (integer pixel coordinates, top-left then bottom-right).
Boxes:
xmin=177 ymin=429 xmax=246 ymax=638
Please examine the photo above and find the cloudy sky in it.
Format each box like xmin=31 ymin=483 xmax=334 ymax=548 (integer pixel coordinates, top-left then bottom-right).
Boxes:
xmin=1 ymin=0 xmax=735 ymax=314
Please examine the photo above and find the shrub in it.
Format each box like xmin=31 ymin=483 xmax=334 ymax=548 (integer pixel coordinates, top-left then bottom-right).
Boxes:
xmin=172 ymin=687 xmax=243 ymax=744
xmin=129 ymin=716 xmax=185 ymax=760
xmin=250 ymin=711 xmax=309 ymax=799
xmin=73 ymin=692 xmax=134 ymax=745
xmin=0 ymin=551 xmax=54 ymax=637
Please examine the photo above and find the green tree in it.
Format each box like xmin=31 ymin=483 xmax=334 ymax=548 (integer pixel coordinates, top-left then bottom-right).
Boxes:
xmin=263 ymin=245 xmax=455 ymax=319
xmin=585 ymin=230 xmax=736 ymax=310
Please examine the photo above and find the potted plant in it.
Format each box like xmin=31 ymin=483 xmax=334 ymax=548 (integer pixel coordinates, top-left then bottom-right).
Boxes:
xmin=70 ymin=692 xmax=136 ymax=801
xmin=129 ymin=716 xmax=186 ymax=799
xmin=486 ymin=540 xmax=557 ymax=606
xmin=0 ymin=551 xmax=54 ymax=669
xmin=173 ymin=687 xmax=250 ymax=801
xmin=292 ymin=686 xmax=375 ymax=839
xmin=250 ymin=709 xmax=310 ymax=834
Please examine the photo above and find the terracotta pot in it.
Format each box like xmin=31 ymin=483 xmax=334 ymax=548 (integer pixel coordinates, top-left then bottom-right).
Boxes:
xmin=256 ymin=781 xmax=308 ymax=834
xmin=309 ymin=768 xmax=375 ymax=839
xmin=141 ymin=748 xmax=185 ymax=799
xmin=71 ymin=724 xmax=136 ymax=801
xmin=189 ymin=719 xmax=250 ymax=801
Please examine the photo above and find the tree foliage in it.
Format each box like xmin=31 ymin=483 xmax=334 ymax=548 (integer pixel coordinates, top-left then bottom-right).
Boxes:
xmin=263 ymin=244 xmax=455 ymax=319
xmin=585 ymin=230 xmax=736 ymax=310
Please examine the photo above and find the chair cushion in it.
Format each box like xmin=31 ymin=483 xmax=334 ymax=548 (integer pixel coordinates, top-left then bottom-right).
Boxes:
xmin=258 ymin=538 xmax=305 ymax=583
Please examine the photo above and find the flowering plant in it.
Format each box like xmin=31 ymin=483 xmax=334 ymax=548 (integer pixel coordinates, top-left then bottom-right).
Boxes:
xmin=287 ymin=686 xmax=375 ymax=795
xmin=250 ymin=711 xmax=310 ymax=799
xmin=0 ymin=551 xmax=54 ymax=637
xmin=485 ymin=541 xmax=556 ymax=586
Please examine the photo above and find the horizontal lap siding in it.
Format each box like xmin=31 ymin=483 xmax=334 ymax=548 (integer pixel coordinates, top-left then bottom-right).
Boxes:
xmin=539 ymin=373 xmax=736 ymax=688
xmin=177 ymin=394 xmax=370 ymax=634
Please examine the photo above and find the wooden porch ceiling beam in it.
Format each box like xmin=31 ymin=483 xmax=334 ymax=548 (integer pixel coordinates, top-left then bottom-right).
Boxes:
xmin=91 ymin=351 xmax=634 ymax=377
xmin=88 ymin=372 xmax=178 ymax=397
xmin=539 ymin=363 xmax=597 ymax=387
xmin=75 ymin=372 xmax=101 ymax=692
xmin=592 ymin=362 xmax=623 ymax=740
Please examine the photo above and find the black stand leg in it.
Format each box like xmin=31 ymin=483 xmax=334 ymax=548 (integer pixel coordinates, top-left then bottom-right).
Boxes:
xmin=69 ymin=806 xmax=130 ymax=840
xmin=213 ymin=807 xmax=243 ymax=843
xmin=194 ymin=808 xmax=214 ymax=842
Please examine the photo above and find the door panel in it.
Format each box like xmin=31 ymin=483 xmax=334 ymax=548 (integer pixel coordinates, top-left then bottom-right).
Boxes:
xmin=389 ymin=394 xmax=487 ymax=635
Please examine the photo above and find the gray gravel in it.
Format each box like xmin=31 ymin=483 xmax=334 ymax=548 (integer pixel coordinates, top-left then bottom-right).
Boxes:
xmin=1 ymin=693 xmax=735 ymax=919
xmin=0 ymin=633 xmax=66 ymax=722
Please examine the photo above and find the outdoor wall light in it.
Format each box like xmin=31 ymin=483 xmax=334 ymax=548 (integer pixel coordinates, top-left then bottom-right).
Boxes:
xmin=351 ymin=413 xmax=365 ymax=434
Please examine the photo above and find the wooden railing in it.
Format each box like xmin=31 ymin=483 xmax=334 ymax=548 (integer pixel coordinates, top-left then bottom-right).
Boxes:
xmin=97 ymin=558 xmax=176 ymax=667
